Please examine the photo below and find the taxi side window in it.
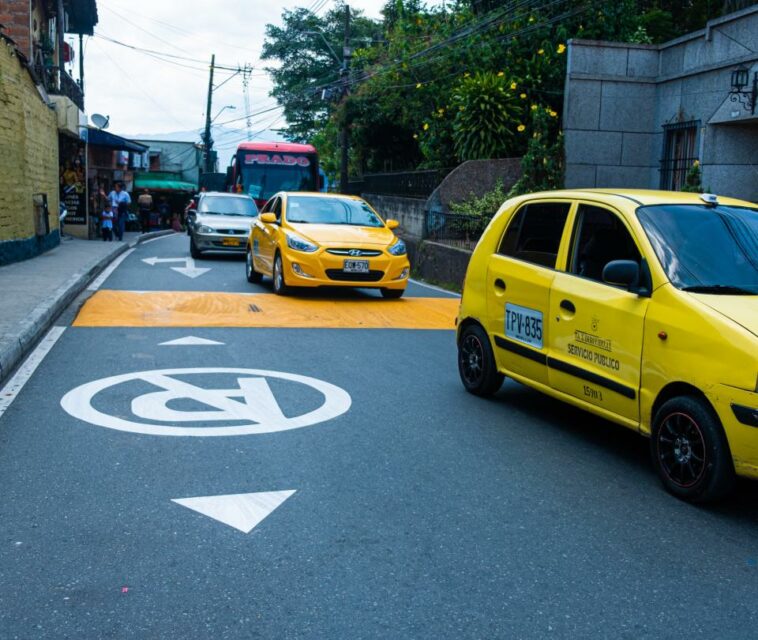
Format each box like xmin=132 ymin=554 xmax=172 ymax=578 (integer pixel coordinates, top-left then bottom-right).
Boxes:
xmin=497 ymin=202 xmax=571 ymax=268
xmin=260 ymin=199 xmax=272 ymax=214
xmin=273 ymin=198 xmax=282 ymax=222
xmin=569 ymin=205 xmax=641 ymax=283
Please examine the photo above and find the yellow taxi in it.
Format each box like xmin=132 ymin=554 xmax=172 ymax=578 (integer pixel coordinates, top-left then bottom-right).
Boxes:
xmin=245 ymin=192 xmax=410 ymax=297
xmin=456 ymin=189 xmax=757 ymax=502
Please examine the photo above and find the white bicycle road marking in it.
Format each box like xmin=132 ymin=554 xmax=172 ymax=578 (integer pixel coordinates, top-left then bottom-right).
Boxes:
xmin=60 ymin=367 xmax=351 ymax=437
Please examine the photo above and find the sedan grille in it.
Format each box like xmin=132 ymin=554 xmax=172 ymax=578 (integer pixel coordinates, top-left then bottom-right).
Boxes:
xmin=325 ymin=269 xmax=384 ymax=282
xmin=214 ymin=228 xmax=247 ymax=235
xmin=326 ymin=248 xmax=383 ymax=257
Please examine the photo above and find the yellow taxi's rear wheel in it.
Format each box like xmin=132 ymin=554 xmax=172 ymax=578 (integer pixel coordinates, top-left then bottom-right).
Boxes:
xmin=246 ymin=247 xmax=263 ymax=283
xmin=651 ymin=396 xmax=735 ymax=503
xmin=458 ymin=324 xmax=503 ymax=396
xmin=273 ymin=252 xmax=290 ymax=296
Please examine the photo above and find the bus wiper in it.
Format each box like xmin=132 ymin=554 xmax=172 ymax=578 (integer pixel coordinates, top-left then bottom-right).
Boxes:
xmin=681 ymin=284 xmax=756 ymax=295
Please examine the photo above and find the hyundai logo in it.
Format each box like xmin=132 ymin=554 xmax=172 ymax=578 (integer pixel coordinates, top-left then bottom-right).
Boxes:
xmin=348 ymin=249 xmax=362 ymax=257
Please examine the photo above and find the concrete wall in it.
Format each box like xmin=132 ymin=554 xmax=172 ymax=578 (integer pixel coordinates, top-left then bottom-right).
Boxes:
xmin=410 ymin=240 xmax=471 ymax=291
xmin=0 ymin=37 xmax=60 ymax=265
xmin=564 ymin=6 xmax=758 ymax=202
xmin=363 ymin=194 xmax=426 ymax=238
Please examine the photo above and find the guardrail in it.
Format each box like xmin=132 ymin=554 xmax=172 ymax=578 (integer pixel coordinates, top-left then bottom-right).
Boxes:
xmin=425 ymin=210 xmax=487 ymax=250
xmin=349 ymin=168 xmax=453 ymax=199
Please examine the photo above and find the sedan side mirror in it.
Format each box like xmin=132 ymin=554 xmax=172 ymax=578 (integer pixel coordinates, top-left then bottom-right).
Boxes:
xmin=602 ymin=260 xmax=640 ymax=289
xmin=260 ymin=212 xmax=277 ymax=224
xmin=386 ymin=219 xmax=399 ymax=230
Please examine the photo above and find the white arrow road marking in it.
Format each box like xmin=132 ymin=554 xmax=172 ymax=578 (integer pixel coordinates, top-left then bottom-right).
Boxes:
xmin=159 ymin=336 xmax=225 ymax=346
xmin=172 ymin=491 xmax=296 ymax=533
xmin=142 ymin=256 xmax=210 ymax=279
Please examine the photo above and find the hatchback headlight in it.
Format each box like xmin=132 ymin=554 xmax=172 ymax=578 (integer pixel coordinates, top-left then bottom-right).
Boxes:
xmin=388 ymin=238 xmax=407 ymax=256
xmin=286 ymin=233 xmax=318 ymax=253
xmin=197 ymin=224 xmax=215 ymax=234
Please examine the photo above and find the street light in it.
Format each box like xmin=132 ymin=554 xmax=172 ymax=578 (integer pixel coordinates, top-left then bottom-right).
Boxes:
xmin=211 ymin=105 xmax=236 ymax=123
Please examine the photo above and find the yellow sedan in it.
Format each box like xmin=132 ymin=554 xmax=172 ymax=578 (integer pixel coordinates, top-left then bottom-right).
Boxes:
xmin=456 ymin=189 xmax=757 ymax=502
xmin=245 ymin=192 xmax=410 ymax=298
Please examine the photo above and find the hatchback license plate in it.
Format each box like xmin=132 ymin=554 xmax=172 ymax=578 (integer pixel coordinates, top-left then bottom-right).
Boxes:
xmin=344 ymin=259 xmax=369 ymax=273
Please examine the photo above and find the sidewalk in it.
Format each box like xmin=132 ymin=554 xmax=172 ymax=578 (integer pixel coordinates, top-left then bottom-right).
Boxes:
xmin=0 ymin=230 xmax=175 ymax=383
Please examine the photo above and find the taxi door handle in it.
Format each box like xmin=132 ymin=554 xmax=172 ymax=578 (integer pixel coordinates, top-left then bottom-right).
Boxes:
xmin=560 ymin=299 xmax=576 ymax=313
xmin=494 ymin=278 xmax=506 ymax=290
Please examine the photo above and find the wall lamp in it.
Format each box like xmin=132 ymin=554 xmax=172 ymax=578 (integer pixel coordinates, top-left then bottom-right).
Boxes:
xmin=729 ymin=65 xmax=757 ymax=115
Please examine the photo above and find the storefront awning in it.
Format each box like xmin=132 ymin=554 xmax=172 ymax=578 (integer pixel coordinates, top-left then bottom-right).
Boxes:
xmin=134 ymin=176 xmax=197 ymax=192
xmin=83 ymin=128 xmax=148 ymax=153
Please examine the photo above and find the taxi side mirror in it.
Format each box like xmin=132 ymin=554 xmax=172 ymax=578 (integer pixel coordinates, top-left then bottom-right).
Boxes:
xmin=603 ymin=260 xmax=640 ymax=289
xmin=386 ymin=219 xmax=399 ymax=230
xmin=260 ymin=212 xmax=277 ymax=224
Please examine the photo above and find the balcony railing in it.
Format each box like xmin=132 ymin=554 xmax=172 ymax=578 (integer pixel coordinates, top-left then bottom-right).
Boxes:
xmin=34 ymin=62 xmax=84 ymax=111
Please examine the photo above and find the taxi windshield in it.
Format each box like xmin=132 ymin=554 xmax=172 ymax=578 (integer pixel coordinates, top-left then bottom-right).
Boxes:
xmin=637 ymin=204 xmax=758 ymax=294
xmin=286 ymin=196 xmax=384 ymax=227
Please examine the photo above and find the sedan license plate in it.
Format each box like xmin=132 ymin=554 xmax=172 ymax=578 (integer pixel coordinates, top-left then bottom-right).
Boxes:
xmin=343 ymin=259 xmax=369 ymax=273
xmin=222 ymin=237 xmax=241 ymax=247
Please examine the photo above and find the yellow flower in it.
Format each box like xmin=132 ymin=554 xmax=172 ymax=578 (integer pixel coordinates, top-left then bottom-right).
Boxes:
xmin=437 ymin=108 xmax=445 ymax=115
xmin=530 ymin=104 xmax=538 ymax=111
xmin=557 ymin=43 xmax=566 ymax=54
xmin=423 ymin=123 xmax=429 ymax=131
xmin=693 ymin=160 xmax=700 ymax=167
xmin=464 ymin=72 xmax=470 ymax=78
xmin=537 ymin=48 xmax=544 ymax=55
xmin=413 ymin=134 xmax=418 ymax=139
xmin=497 ymin=71 xmax=504 ymax=77
xmin=520 ymin=93 xmax=527 ymax=99
xmin=548 ymin=109 xmax=558 ymax=117
xmin=416 ymin=83 xmax=422 ymax=89
xmin=528 ymin=16 xmax=535 ymax=23
xmin=510 ymin=81 xmax=517 ymax=90
xmin=517 ymin=124 xmax=526 ymax=132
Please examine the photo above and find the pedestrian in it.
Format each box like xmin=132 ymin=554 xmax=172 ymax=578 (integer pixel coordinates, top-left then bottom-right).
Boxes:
xmin=158 ymin=197 xmax=171 ymax=230
xmin=137 ymin=188 xmax=153 ymax=233
xmin=102 ymin=182 xmax=131 ymax=241
xmin=101 ymin=203 xmax=114 ymax=241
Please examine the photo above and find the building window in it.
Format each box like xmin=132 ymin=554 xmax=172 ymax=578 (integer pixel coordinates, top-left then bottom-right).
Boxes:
xmin=660 ymin=120 xmax=699 ymax=191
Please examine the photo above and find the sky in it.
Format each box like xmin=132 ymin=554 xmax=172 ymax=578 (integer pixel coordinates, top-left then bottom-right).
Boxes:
xmin=73 ymin=0 xmax=390 ymax=163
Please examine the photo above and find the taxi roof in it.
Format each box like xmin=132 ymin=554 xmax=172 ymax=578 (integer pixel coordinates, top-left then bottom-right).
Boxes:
xmin=517 ymin=188 xmax=755 ymax=208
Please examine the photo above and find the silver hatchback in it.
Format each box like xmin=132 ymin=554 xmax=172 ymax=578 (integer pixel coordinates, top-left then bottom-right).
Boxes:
xmin=189 ymin=192 xmax=258 ymax=257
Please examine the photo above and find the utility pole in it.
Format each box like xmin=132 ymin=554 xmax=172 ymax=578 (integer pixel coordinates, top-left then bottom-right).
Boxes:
xmin=203 ymin=54 xmax=216 ymax=174
xmin=339 ymin=5 xmax=351 ymax=193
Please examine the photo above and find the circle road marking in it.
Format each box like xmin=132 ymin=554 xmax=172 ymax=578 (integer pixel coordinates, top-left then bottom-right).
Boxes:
xmin=60 ymin=368 xmax=352 ymax=437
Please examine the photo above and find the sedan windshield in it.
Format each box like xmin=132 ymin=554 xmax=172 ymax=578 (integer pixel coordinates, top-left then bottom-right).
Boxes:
xmin=198 ymin=195 xmax=258 ymax=217
xmin=286 ymin=196 xmax=384 ymax=227
xmin=637 ymin=204 xmax=758 ymax=293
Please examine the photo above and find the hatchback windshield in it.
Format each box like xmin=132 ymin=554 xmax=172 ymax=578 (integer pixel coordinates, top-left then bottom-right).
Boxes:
xmin=199 ymin=195 xmax=258 ymax=217
xmin=637 ymin=204 xmax=758 ymax=294
xmin=286 ymin=196 xmax=384 ymax=227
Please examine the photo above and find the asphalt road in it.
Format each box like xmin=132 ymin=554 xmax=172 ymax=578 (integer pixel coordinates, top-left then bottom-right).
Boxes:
xmin=1 ymin=233 xmax=756 ymax=639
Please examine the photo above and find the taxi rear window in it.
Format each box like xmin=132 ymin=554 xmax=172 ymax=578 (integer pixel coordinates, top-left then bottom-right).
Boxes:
xmin=498 ymin=202 xmax=570 ymax=268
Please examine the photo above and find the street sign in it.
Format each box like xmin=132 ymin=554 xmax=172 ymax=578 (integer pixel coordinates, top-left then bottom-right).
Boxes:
xmin=60 ymin=368 xmax=351 ymax=436
xmin=172 ymin=490 xmax=296 ymax=533
xmin=142 ymin=256 xmax=210 ymax=279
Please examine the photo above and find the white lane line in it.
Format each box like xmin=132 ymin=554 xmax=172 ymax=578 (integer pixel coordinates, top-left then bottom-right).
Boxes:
xmin=0 ymin=326 xmax=66 ymax=418
xmin=87 ymin=249 xmax=134 ymax=291
xmin=409 ymin=278 xmax=461 ymax=297
xmin=139 ymin=233 xmax=178 ymax=245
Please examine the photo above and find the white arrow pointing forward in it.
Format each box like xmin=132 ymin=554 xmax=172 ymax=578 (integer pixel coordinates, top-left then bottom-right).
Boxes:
xmin=172 ymin=490 xmax=296 ymax=533
xmin=142 ymin=256 xmax=210 ymax=279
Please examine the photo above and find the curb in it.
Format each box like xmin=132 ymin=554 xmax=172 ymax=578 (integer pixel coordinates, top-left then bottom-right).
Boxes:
xmin=0 ymin=230 xmax=176 ymax=385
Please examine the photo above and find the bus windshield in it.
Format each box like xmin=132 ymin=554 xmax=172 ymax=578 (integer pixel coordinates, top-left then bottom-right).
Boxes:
xmin=238 ymin=153 xmax=317 ymax=201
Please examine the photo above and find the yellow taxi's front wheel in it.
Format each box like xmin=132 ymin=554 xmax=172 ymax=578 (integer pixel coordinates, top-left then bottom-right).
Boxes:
xmin=651 ymin=396 xmax=736 ymax=503
xmin=273 ymin=252 xmax=290 ymax=296
xmin=458 ymin=324 xmax=504 ymax=397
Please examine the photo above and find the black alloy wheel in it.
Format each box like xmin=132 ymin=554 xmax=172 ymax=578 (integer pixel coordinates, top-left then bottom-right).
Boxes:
xmin=457 ymin=324 xmax=504 ymax=396
xmin=246 ymin=247 xmax=262 ymax=283
xmin=651 ymin=396 xmax=735 ymax=502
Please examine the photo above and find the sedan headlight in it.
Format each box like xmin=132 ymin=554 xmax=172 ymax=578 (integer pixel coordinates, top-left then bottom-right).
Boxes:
xmin=387 ymin=237 xmax=407 ymax=256
xmin=286 ymin=232 xmax=318 ymax=253
xmin=197 ymin=224 xmax=215 ymax=234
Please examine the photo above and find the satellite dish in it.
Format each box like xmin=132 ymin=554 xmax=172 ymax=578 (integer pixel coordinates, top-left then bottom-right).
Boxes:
xmin=91 ymin=113 xmax=110 ymax=130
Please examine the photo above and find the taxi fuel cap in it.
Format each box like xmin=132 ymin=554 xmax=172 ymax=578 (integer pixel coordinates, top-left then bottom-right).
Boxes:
xmin=700 ymin=193 xmax=719 ymax=206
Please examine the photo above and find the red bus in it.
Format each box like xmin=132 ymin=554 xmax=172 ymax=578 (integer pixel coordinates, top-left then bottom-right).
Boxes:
xmin=228 ymin=142 xmax=319 ymax=208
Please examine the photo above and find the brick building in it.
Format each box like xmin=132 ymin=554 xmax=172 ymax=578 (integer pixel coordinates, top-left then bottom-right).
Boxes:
xmin=563 ymin=5 xmax=758 ymax=203
xmin=0 ymin=0 xmax=98 ymax=264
